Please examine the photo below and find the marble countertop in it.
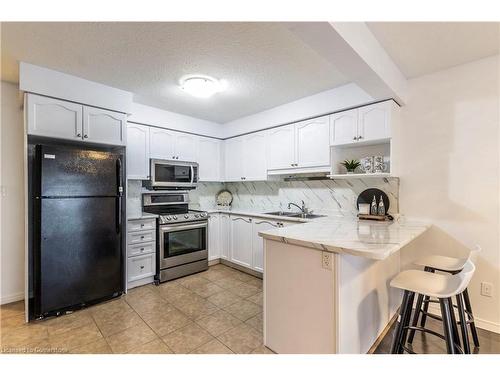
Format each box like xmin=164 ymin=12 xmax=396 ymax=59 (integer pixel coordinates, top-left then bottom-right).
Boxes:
xmin=258 ymin=217 xmax=430 ymax=260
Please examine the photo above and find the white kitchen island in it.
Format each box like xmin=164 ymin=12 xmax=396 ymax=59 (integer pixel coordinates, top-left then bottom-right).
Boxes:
xmin=258 ymin=218 xmax=430 ymax=354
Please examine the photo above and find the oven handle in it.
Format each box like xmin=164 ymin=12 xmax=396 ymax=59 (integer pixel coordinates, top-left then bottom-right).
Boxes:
xmin=160 ymin=222 xmax=207 ymax=233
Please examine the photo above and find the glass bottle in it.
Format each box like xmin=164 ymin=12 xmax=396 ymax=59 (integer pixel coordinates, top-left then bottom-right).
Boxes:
xmin=378 ymin=195 xmax=385 ymax=216
xmin=370 ymin=195 xmax=378 ymax=215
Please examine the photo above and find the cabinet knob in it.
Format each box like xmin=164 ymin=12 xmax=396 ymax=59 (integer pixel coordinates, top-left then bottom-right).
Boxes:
xmin=83 ymin=134 xmax=88 ymax=139
xmin=358 ymin=136 xmax=363 ymax=140
xmin=353 ymin=136 xmax=357 ymax=140
xmin=140 ymin=224 xmax=145 ymax=227
xmin=76 ymin=133 xmax=81 ymax=137
xmin=140 ymin=236 xmax=144 ymax=239
xmin=140 ymin=248 xmax=144 ymax=251
xmin=140 ymin=266 xmax=145 ymax=270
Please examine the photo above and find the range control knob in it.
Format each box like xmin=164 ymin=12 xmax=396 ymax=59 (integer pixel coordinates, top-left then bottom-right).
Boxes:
xmin=166 ymin=216 xmax=172 ymax=221
xmin=172 ymin=215 xmax=178 ymax=220
xmin=184 ymin=214 xmax=189 ymax=219
xmin=200 ymin=212 xmax=207 ymax=218
xmin=195 ymin=214 xmax=200 ymax=218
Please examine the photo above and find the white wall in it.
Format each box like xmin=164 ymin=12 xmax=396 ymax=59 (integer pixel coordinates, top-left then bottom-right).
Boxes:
xmin=128 ymin=102 xmax=223 ymax=138
xmin=0 ymin=81 xmax=25 ymax=304
xmin=397 ymin=55 xmax=500 ymax=332
xmin=220 ymin=83 xmax=373 ymax=138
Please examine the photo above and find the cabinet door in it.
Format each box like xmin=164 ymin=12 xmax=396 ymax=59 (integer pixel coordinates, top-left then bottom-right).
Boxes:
xmin=330 ymin=109 xmax=358 ymax=146
xmin=27 ymin=94 xmax=83 ymax=141
xmin=357 ymin=101 xmax=391 ymax=142
xmin=83 ymin=107 xmax=126 ymax=146
xmin=266 ymin=125 xmax=296 ymax=170
xmin=295 ymin=116 xmax=330 ymax=168
xmin=230 ymin=216 xmax=253 ymax=268
xmin=126 ymin=124 xmax=150 ymax=179
xmin=208 ymin=214 xmax=220 ymax=261
xmin=149 ymin=128 xmax=176 ymax=160
xmin=242 ymin=133 xmax=267 ymax=181
xmin=252 ymin=219 xmax=279 ymax=272
xmin=224 ymin=138 xmax=244 ymax=182
xmin=219 ymin=214 xmax=231 ymax=260
xmin=198 ymin=137 xmax=221 ymax=181
xmin=175 ymin=133 xmax=198 ymax=161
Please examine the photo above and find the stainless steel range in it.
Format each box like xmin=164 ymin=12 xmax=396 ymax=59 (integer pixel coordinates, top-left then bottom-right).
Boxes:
xmin=142 ymin=191 xmax=208 ymax=283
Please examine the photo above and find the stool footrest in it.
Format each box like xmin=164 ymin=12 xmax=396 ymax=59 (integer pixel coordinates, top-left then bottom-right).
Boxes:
xmin=404 ymin=325 xmax=464 ymax=354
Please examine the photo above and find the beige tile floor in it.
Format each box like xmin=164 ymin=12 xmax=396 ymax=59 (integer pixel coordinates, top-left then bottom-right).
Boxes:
xmin=0 ymin=264 xmax=273 ymax=354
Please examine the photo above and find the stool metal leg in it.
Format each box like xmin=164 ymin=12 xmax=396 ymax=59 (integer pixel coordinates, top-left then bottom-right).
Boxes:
xmin=398 ymin=292 xmax=415 ymax=353
xmin=439 ymin=298 xmax=457 ymax=354
xmin=419 ymin=267 xmax=434 ymax=329
xmin=462 ymin=288 xmax=480 ymax=347
xmin=407 ymin=293 xmax=424 ymax=344
xmin=456 ymin=293 xmax=471 ymax=354
xmin=391 ymin=290 xmax=412 ymax=354
xmin=448 ymin=297 xmax=461 ymax=348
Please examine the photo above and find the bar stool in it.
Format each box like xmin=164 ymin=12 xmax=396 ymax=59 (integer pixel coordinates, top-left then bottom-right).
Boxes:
xmin=408 ymin=246 xmax=481 ymax=349
xmin=389 ymin=259 xmax=476 ymax=354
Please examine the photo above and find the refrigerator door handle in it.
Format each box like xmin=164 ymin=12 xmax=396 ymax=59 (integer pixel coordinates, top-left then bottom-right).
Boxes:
xmin=116 ymin=158 xmax=123 ymax=234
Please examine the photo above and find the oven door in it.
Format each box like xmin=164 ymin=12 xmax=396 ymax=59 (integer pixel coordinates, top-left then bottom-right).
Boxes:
xmin=150 ymin=159 xmax=197 ymax=189
xmin=159 ymin=221 xmax=208 ymax=269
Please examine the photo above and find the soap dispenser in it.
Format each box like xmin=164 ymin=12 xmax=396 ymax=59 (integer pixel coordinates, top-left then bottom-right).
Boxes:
xmin=370 ymin=195 xmax=378 ymax=215
xmin=378 ymin=195 xmax=386 ymax=216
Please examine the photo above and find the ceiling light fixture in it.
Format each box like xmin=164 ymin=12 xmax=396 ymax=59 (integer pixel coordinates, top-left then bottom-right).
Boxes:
xmin=179 ymin=75 xmax=225 ymax=98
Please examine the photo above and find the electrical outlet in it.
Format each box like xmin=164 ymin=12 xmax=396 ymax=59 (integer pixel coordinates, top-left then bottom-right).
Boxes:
xmin=481 ymin=282 xmax=493 ymax=297
xmin=322 ymin=251 xmax=332 ymax=270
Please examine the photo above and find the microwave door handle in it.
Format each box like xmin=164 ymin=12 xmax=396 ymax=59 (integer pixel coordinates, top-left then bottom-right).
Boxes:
xmin=191 ymin=165 xmax=195 ymax=184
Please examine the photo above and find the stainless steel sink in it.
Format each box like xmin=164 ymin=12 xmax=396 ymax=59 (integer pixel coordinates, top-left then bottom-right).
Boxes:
xmin=264 ymin=211 xmax=326 ymax=219
xmin=264 ymin=211 xmax=298 ymax=217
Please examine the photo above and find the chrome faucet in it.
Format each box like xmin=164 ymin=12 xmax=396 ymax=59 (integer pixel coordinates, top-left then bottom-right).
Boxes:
xmin=287 ymin=200 xmax=312 ymax=215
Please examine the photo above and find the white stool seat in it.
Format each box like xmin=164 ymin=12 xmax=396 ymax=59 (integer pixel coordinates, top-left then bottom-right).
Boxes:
xmin=391 ymin=260 xmax=475 ymax=299
xmin=414 ymin=255 xmax=467 ymax=272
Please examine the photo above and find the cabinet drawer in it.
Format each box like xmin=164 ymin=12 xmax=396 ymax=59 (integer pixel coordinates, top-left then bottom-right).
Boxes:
xmin=127 ymin=253 xmax=155 ymax=282
xmin=127 ymin=229 xmax=155 ymax=245
xmin=127 ymin=241 xmax=155 ymax=257
xmin=128 ymin=219 xmax=156 ymax=233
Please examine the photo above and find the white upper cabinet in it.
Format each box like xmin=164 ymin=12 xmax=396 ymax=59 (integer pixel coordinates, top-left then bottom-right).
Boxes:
xmin=27 ymin=94 xmax=83 ymax=141
xmin=330 ymin=100 xmax=394 ymax=147
xmin=149 ymin=128 xmax=176 ymax=160
xmin=175 ymin=133 xmax=197 ymax=161
xmin=266 ymin=125 xmax=296 ymax=170
xmin=126 ymin=124 xmax=150 ymax=180
xmin=330 ymin=109 xmax=358 ymax=146
xmin=242 ymin=133 xmax=267 ymax=181
xmin=149 ymin=128 xmax=198 ymax=162
xmin=295 ymin=116 xmax=330 ymax=168
xmin=27 ymin=93 xmax=126 ymax=146
xmin=197 ymin=137 xmax=221 ymax=181
xmin=357 ymin=101 xmax=391 ymax=142
xmin=83 ymin=107 xmax=126 ymax=146
xmin=224 ymin=138 xmax=244 ymax=181
xmin=267 ymin=117 xmax=330 ymax=171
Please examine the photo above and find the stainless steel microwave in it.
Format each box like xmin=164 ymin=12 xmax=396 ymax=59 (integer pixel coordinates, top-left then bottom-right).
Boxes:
xmin=145 ymin=159 xmax=198 ymax=190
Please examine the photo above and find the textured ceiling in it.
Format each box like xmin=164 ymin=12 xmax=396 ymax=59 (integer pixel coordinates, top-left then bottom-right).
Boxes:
xmin=1 ymin=22 xmax=348 ymax=123
xmin=367 ymin=22 xmax=500 ymax=78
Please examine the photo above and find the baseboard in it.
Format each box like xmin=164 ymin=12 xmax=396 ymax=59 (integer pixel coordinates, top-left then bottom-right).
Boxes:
xmin=427 ymin=304 xmax=500 ymax=334
xmin=208 ymin=258 xmax=221 ymax=266
xmin=220 ymin=259 xmax=263 ymax=279
xmin=0 ymin=292 xmax=24 ymax=305
xmin=367 ymin=311 xmax=398 ymax=354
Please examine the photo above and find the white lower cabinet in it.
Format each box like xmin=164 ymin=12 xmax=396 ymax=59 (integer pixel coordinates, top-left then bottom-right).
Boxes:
xmin=251 ymin=219 xmax=280 ymax=272
xmin=219 ymin=213 xmax=231 ymax=260
xmin=230 ymin=216 xmax=253 ymax=268
xmin=208 ymin=213 xmax=221 ymax=261
xmin=127 ymin=218 xmax=156 ymax=289
xmin=209 ymin=213 xmax=298 ymax=273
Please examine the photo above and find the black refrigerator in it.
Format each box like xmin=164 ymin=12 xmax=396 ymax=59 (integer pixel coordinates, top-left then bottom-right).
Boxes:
xmin=29 ymin=143 xmax=125 ymax=320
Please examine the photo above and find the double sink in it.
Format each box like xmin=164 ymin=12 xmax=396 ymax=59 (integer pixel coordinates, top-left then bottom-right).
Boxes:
xmin=264 ymin=211 xmax=326 ymax=219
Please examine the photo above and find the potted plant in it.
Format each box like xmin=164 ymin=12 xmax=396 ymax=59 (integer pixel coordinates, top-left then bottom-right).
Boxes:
xmin=341 ymin=159 xmax=361 ymax=174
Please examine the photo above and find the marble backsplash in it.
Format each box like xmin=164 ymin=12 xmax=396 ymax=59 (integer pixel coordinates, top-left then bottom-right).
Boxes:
xmin=127 ymin=177 xmax=399 ymax=218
